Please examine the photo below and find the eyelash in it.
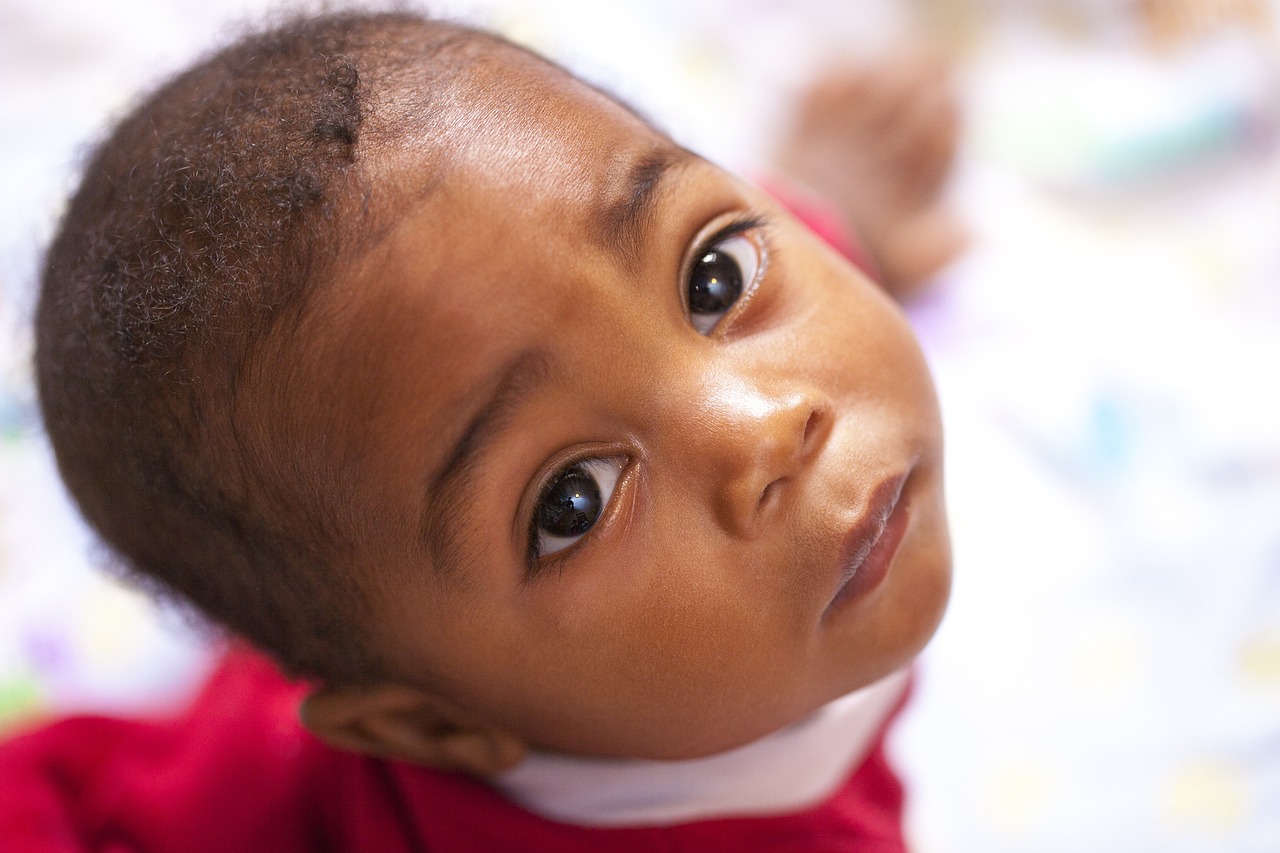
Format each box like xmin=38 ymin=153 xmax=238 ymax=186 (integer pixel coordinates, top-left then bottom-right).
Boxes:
xmin=527 ymin=465 xmax=560 ymax=568
xmin=698 ymin=214 xmax=769 ymax=254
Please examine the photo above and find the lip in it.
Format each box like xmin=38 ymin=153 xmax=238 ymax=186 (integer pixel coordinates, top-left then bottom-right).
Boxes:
xmin=825 ymin=472 xmax=911 ymax=616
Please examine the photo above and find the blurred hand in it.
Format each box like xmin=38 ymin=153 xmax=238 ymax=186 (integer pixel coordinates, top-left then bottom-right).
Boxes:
xmin=775 ymin=47 xmax=968 ymax=301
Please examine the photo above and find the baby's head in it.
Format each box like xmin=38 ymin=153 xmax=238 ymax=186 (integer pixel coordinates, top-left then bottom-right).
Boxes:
xmin=37 ymin=11 xmax=950 ymax=771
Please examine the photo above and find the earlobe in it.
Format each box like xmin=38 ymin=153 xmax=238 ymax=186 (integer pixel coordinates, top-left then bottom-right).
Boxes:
xmin=299 ymin=684 xmax=527 ymax=776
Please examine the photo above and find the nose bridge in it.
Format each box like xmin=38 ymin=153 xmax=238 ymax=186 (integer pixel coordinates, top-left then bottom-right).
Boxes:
xmin=670 ymin=364 xmax=829 ymax=539
xmin=701 ymin=372 xmax=800 ymax=450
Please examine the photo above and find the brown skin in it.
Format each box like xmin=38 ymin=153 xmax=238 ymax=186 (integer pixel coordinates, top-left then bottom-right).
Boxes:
xmin=297 ymin=44 xmax=951 ymax=774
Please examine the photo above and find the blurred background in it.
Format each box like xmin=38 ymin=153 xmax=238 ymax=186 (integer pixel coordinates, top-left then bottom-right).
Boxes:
xmin=1 ymin=0 xmax=1278 ymax=850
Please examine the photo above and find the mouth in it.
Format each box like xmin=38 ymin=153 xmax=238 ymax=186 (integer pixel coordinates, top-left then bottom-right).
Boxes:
xmin=825 ymin=472 xmax=912 ymax=616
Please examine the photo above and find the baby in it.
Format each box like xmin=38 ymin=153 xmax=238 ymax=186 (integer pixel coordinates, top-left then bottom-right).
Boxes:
xmin=4 ymin=10 xmax=953 ymax=851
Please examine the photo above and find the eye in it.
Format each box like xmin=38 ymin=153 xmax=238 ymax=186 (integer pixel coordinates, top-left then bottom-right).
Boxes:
xmin=687 ymin=231 xmax=762 ymax=334
xmin=530 ymin=457 xmax=625 ymax=559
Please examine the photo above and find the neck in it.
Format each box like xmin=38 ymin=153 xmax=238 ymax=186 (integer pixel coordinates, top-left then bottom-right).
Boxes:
xmin=492 ymin=669 xmax=910 ymax=827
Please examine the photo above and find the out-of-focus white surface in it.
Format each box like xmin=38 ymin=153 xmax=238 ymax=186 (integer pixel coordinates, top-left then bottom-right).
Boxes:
xmin=2 ymin=1 xmax=1279 ymax=851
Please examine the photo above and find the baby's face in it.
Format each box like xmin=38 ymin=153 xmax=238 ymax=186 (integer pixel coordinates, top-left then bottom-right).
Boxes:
xmin=308 ymin=45 xmax=950 ymax=759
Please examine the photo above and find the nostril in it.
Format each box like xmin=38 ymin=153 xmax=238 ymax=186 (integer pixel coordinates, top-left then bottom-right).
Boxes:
xmin=758 ymin=479 xmax=781 ymax=515
xmin=803 ymin=408 xmax=824 ymax=446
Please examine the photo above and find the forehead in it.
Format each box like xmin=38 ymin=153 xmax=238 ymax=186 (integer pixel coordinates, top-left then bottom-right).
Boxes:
xmin=355 ymin=40 xmax=690 ymax=339
xmin=306 ymin=42 xmax=699 ymax=561
xmin=365 ymin=42 xmax=673 ymax=217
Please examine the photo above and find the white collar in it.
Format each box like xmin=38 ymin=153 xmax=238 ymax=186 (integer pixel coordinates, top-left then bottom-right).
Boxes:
xmin=492 ymin=669 xmax=909 ymax=827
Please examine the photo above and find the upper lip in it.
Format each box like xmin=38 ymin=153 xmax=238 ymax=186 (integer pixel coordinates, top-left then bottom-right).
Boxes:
xmin=832 ymin=472 xmax=909 ymax=595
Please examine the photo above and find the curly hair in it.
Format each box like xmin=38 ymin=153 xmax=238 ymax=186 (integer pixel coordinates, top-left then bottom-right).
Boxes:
xmin=35 ymin=11 xmax=505 ymax=683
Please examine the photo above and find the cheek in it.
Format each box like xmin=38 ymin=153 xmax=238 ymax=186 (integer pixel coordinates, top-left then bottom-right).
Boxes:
xmin=805 ymin=254 xmax=942 ymax=439
xmin=541 ymin=529 xmax=804 ymax=687
xmin=481 ymin=520 xmax=813 ymax=751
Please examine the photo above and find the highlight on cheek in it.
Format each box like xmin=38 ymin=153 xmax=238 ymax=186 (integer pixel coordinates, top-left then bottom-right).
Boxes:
xmin=529 ymin=456 xmax=626 ymax=561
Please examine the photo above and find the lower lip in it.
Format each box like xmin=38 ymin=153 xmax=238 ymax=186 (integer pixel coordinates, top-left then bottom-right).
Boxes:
xmin=826 ymin=488 xmax=911 ymax=615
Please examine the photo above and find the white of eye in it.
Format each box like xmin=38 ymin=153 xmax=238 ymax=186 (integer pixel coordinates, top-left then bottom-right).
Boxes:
xmin=534 ymin=456 xmax=625 ymax=557
xmin=688 ymin=233 xmax=762 ymax=335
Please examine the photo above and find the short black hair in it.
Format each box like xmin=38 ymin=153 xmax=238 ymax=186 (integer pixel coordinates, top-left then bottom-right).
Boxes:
xmin=35 ymin=10 xmax=511 ymax=683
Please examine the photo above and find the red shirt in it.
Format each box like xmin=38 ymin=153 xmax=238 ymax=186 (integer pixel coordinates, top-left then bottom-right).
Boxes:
xmin=0 ymin=648 xmax=908 ymax=852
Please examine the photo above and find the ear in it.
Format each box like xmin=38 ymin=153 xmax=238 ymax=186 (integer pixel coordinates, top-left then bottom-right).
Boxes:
xmin=299 ymin=683 xmax=527 ymax=777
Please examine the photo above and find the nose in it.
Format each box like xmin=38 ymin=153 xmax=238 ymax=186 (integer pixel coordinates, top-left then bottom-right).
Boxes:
xmin=688 ymin=375 xmax=832 ymax=539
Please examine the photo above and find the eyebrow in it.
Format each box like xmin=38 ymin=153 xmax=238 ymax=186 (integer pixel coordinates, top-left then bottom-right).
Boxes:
xmin=423 ymin=349 xmax=552 ymax=574
xmin=596 ymin=146 xmax=696 ymax=274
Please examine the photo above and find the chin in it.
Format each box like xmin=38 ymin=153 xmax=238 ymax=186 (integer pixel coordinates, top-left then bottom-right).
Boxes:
xmin=830 ymin=516 xmax=952 ymax=699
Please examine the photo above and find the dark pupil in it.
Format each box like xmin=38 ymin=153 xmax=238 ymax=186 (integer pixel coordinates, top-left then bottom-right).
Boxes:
xmin=536 ymin=467 xmax=603 ymax=537
xmin=689 ymin=249 xmax=742 ymax=315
